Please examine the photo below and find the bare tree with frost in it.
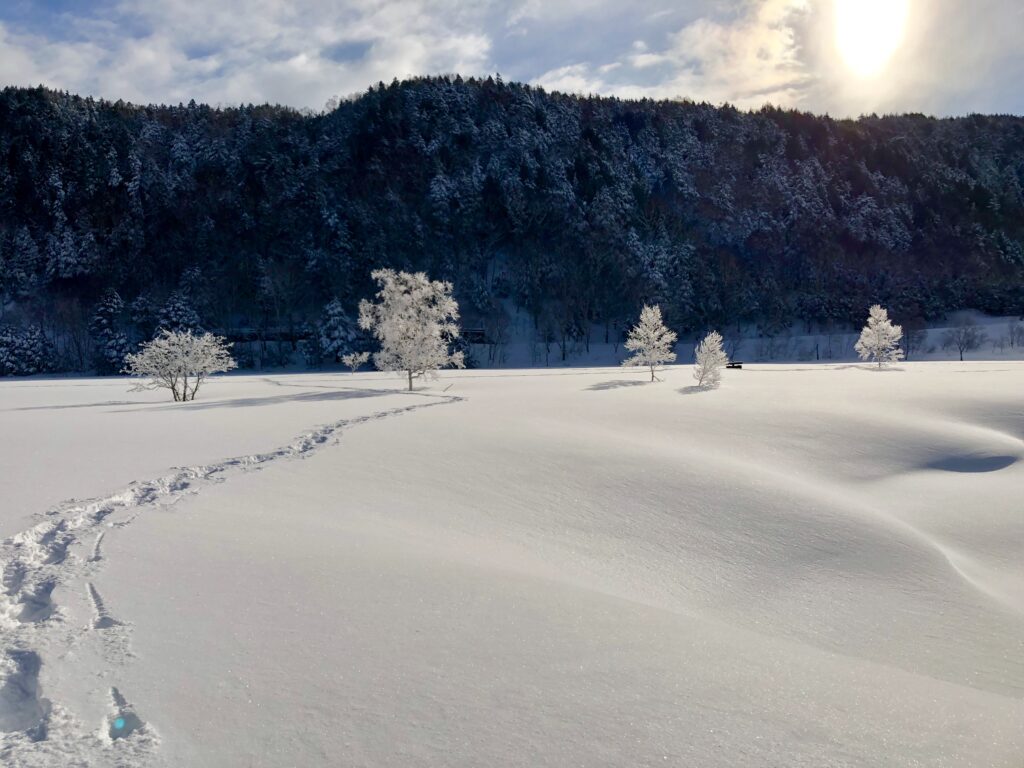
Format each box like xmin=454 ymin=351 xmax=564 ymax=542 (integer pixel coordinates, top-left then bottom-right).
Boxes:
xmin=124 ymin=329 xmax=236 ymax=402
xmin=941 ymin=318 xmax=986 ymax=361
xmin=358 ymin=269 xmax=464 ymax=390
xmin=341 ymin=351 xmax=369 ymax=372
xmin=693 ymin=330 xmax=729 ymax=389
xmin=622 ymin=304 xmax=677 ymax=381
xmin=855 ymin=305 xmax=904 ymax=368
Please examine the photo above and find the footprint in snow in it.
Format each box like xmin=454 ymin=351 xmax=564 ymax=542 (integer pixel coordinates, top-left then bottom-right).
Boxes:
xmin=107 ymin=687 xmax=147 ymax=741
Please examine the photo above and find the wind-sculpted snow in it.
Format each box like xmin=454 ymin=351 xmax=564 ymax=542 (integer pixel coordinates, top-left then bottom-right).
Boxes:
xmin=3 ymin=365 xmax=1024 ymax=767
xmin=0 ymin=388 xmax=463 ymax=766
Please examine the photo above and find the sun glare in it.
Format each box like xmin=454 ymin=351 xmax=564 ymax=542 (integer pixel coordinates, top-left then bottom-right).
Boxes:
xmin=834 ymin=0 xmax=910 ymax=77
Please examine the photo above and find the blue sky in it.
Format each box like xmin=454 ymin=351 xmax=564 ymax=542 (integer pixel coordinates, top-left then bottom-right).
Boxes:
xmin=1 ymin=0 xmax=1022 ymax=117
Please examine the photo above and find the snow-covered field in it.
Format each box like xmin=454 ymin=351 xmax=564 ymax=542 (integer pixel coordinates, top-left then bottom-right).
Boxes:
xmin=2 ymin=364 xmax=1023 ymax=767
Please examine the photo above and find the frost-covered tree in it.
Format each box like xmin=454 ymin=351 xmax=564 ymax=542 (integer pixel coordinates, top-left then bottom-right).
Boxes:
xmin=317 ymin=298 xmax=357 ymax=362
xmin=89 ymin=289 xmax=130 ymax=375
xmin=621 ymin=304 xmax=677 ymax=381
xmin=157 ymin=291 xmax=202 ymax=333
xmin=123 ymin=329 xmax=236 ymax=401
xmin=341 ymin=351 xmax=370 ymax=372
xmin=693 ymin=330 xmax=729 ymax=388
xmin=941 ymin=318 xmax=987 ymax=361
xmin=855 ymin=305 xmax=904 ymax=368
xmin=358 ymin=269 xmax=464 ymax=390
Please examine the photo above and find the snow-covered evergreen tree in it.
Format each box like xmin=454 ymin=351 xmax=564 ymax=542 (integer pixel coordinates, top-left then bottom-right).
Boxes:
xmin=622 ymin=304 xmax=677 ymax=381
xmin=1 ymin=227 xmax=43 ymax=298
xmin=90 ymin=289 xmax=130 ymax=374
xmin=317 ymin=298 xmax=357 ymax=362
xmin=130 ymin=294 xmax=158 ymax=341
xmin=45 ymin=211 xmax=92 ymax=279
xmin=855 ymin=305 xmax=904 ymax=368
xmin=298 ymin=322 xmax=323 ymax=368
xmin=358 ymin=269 xmax=464 ymax=390
xmin=157 ymin=291 xmax=202 ymax=333
xmin=693 ymin=330 xmax=729 ymax=389
xmin=179 ymin=266 xmax=215 ymax=319
xmin=124 ymin=329 xmax=237 ymax=401
xmin=0 ymin=325 xmax=53 ymax=376
xmin=7 ymin=79 xmax=1024 ymax=374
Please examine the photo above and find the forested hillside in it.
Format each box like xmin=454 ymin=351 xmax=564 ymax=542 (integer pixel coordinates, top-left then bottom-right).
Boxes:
xmin=1 ymin=76 xmax=1023 ymax=373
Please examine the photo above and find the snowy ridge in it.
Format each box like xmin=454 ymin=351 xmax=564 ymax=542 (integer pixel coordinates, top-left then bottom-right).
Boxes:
xmin=0 ymin=392 xmax=464 ymax=766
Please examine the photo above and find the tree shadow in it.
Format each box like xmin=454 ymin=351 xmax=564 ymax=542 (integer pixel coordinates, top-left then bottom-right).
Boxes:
xmin=584 ymin=379 xmax=651 ymax=391
xmin=746 ymin=364 xmax=907 ymax=372
xmin=114 ymin=387 xmax=395 ymax=412
xmin=12 ymin=400 xmax=140 ymax=412
xmin=677 ymin=385 xmax=708 ymax=395
xmin=748 ymin=364 xmax=865 ymax=372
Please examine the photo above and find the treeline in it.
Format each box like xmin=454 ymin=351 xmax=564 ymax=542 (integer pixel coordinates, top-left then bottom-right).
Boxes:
xmin=1 ymin=75 xmax=1023 ymax=373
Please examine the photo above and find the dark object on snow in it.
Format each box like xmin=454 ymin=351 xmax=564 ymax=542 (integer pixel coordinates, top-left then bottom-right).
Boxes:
xmin=726 ymin=362 xmax=743 ymax=369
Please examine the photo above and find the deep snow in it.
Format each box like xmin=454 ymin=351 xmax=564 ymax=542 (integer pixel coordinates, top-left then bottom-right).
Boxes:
xmin=1 ymin=364 xmax=1022 ymax=767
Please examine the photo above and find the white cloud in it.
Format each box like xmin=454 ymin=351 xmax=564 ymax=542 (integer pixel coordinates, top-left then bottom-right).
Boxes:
xmin=628 ymin=53 xmax=669 ymax=69
xmin=534 ymin=63 xmax=599 ymax=95
xmin=0 ymin=0 xmax=1021 ymax=116
xmin=535 ymin=0 xmax=811 ymax=108
xmin=0 ymin=0 xmax=495 ymax=108
xmin=530 ymin=0 xmax=1024 ymax=117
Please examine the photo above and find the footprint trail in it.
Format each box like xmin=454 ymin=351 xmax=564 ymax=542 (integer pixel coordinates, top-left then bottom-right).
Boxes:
xmin=0 ymin=393 xmax=464 ymax=765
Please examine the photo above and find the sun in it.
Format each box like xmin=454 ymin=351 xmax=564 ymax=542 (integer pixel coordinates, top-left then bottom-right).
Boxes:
xmin=834 ymin=0 xmax=910 ymax=77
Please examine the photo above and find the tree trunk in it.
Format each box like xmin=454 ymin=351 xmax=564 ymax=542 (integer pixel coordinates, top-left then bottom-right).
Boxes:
xmin=650 ymin=365 xmax=655 ymax=382
xmin=408 ymin=370 xmax=413 ymax=391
